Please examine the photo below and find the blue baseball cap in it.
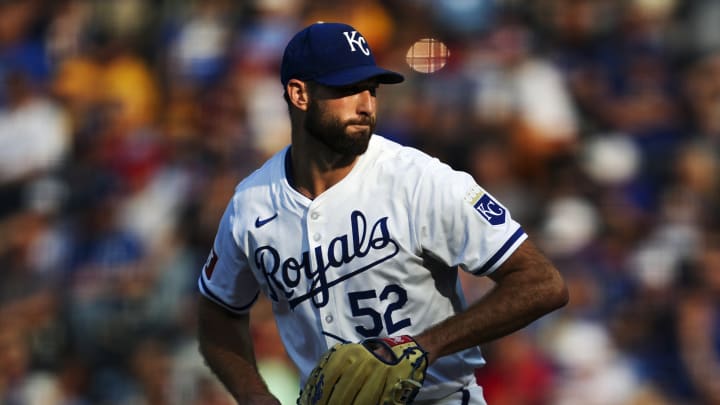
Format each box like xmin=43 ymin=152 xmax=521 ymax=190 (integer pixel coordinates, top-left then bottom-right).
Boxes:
xmin=280 ymin=22 xmax=404 ymax=88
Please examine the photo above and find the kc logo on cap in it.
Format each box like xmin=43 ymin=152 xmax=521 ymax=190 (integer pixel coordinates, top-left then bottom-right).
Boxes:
xmin=343 ymin=31 xmax=370 ymax=56
xmin=280 ymin=22 xmax=404 ymax=87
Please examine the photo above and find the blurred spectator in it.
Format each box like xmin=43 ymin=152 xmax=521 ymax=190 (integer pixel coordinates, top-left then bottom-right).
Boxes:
xmin=164 ymin=0 xmax=235 ymax=89
xmin=0 ymin=70 xmax=69 ymax=218
xmin=304 ymin=0 xmax=395 ymax=55
xmin=684 ymin=50 xmax=720 ymax=142
xmin=475 ymin=331 xmax=556 ymax=405
xmin=0 ymin=0 xmax=51 ymax=104
xmin=676 ymin=231 xmax=720 ymax=404
xmin=93 ymin=43 xmax=159 ymax=135
xmin=465 ymin=19 xmax=580 ymax=182
xmin=546 ymin=320 xmax=644 ymax=405
xmin=679 ymin=0 xmax=720 ymax=57
xmin=61 ymin=179 xmax=148 ymax=361
xmin=542 ymin=0 xmax=683 ymax=211
xmin=0 ymin=327 xmax=57 ymax=405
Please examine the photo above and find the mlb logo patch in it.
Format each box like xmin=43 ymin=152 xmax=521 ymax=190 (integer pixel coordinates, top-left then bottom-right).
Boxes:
xmin=473 ymin=194 xmax=506 ymax=225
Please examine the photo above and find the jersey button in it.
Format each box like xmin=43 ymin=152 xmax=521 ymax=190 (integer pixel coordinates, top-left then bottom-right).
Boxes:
xmin=310 ymin=212 xmax=319 ymax=220
xmin=313 ymin=233 xmax=321 ymax=241
xmin=325 ymin=315 xmax=334 ymax=323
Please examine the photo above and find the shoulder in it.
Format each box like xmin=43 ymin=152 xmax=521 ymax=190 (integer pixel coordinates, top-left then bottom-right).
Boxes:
xmin=368 ymin=135 xmax=441 ymax=174
xmin=368 ymin=135 xmax=478 ymax=199
xmin=367 ymin=136 xmax=462 ymax=188
xmin=216 ymin=149 xmax=288 ymax=235
xmin=231 ymin=147 xmax=287 ymax=203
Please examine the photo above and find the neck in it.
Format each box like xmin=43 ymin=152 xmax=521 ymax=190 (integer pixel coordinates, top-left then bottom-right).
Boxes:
xmin=286 ymin=134 xmax=361 ymax=199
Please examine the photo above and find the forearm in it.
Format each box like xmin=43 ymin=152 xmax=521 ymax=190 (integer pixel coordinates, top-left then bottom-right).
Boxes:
xmin=415 ymin=240 xmax=568 ymax=364
xmin=415 ymin=272 xmax=563 ymax=363
xmin=197 ymin=297 xmax=280 ymax=404
xmin=199 ymin=337 xmax=276 ymax=402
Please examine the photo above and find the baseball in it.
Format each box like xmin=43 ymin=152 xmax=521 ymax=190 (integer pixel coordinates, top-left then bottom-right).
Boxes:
xmin=406 ymin=38 xmax=450 ymax=73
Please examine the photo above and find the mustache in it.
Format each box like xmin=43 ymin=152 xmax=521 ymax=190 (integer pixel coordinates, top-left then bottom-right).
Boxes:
xmin=346 ymin=116 xmax=375 ymax=126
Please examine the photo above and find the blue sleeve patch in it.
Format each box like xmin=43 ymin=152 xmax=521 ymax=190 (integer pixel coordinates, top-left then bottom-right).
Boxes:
xmin=473 ymin=194 xmax=506 ymax=225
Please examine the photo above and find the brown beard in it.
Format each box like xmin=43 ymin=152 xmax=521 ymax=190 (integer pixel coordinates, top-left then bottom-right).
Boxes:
xmin=304 ymin=99 xmax=375 ymax=156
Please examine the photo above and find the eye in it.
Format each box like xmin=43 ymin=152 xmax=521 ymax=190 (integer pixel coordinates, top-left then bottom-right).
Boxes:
xmin=350 ymin=85 xmax=377 ymax=97
xmin=326 ymin=84 xmax=378 ymax=98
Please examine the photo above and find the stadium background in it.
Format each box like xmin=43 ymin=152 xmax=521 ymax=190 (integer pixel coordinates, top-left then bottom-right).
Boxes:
xmin=1 ymin=0 xmax=719 ymax=404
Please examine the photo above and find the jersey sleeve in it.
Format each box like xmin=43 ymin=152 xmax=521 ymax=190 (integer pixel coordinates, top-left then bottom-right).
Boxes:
xmin=412 ymin=155 xmax=527 ymax=276
xmin=198 ymin=199 xmax=260 ymax=314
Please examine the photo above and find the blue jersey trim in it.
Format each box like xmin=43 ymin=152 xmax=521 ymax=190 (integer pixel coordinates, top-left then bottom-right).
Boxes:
xmin=472 ymin=227 xmax=526 ymax=275
xmin=198 ymin=275 xmax=259 ymax=313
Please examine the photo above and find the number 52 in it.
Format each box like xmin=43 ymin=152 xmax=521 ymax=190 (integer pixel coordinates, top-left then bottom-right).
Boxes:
xmin=348 ymin=284 xmax=411 ymax=338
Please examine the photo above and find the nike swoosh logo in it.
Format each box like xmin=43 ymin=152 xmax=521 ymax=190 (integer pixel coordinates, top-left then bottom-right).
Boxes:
xmin=255 ymin=213 xmax=278 ymax=228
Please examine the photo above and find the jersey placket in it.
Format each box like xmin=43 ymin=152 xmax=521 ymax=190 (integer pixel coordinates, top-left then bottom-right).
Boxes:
xmin=304 ymin=202 xmax=341 ymax=345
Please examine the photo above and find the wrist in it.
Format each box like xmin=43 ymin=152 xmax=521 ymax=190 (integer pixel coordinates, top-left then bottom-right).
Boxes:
xmin=412 ymin=334 xmax=439 ymax=365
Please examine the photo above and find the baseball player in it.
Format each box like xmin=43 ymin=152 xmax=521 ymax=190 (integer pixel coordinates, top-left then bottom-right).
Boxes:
xmin=197 ymin=22 xmax=568 ymax=405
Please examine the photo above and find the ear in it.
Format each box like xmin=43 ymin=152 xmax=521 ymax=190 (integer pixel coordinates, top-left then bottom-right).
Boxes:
xmin=287 ymin=79 xmax=310 ymax=111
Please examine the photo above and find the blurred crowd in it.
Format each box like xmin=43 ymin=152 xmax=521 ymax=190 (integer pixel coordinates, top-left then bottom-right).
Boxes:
xmin=1 ymin=0 xmax=720 ymax=404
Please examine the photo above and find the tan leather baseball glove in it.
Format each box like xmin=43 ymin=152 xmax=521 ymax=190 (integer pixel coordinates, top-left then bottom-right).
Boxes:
xmin=298 ymin=335 xmax=428 ymax=405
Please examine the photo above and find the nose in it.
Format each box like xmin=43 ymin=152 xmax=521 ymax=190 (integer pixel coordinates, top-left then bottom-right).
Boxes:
xmin=356 ymin=89 xmax=376 ymax=116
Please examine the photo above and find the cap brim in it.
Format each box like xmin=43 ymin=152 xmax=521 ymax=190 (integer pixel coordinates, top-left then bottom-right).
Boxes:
xmin=314 ymin=65 xmax=404 ymax=87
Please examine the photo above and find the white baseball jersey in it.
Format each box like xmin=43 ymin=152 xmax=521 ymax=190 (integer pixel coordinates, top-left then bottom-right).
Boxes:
xmin=198 ymin=135 xmax=527 ymax=402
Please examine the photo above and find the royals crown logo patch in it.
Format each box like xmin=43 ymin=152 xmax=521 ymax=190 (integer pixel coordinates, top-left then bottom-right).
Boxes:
xmin=464 ymin=185 xmax=506 ymax=226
